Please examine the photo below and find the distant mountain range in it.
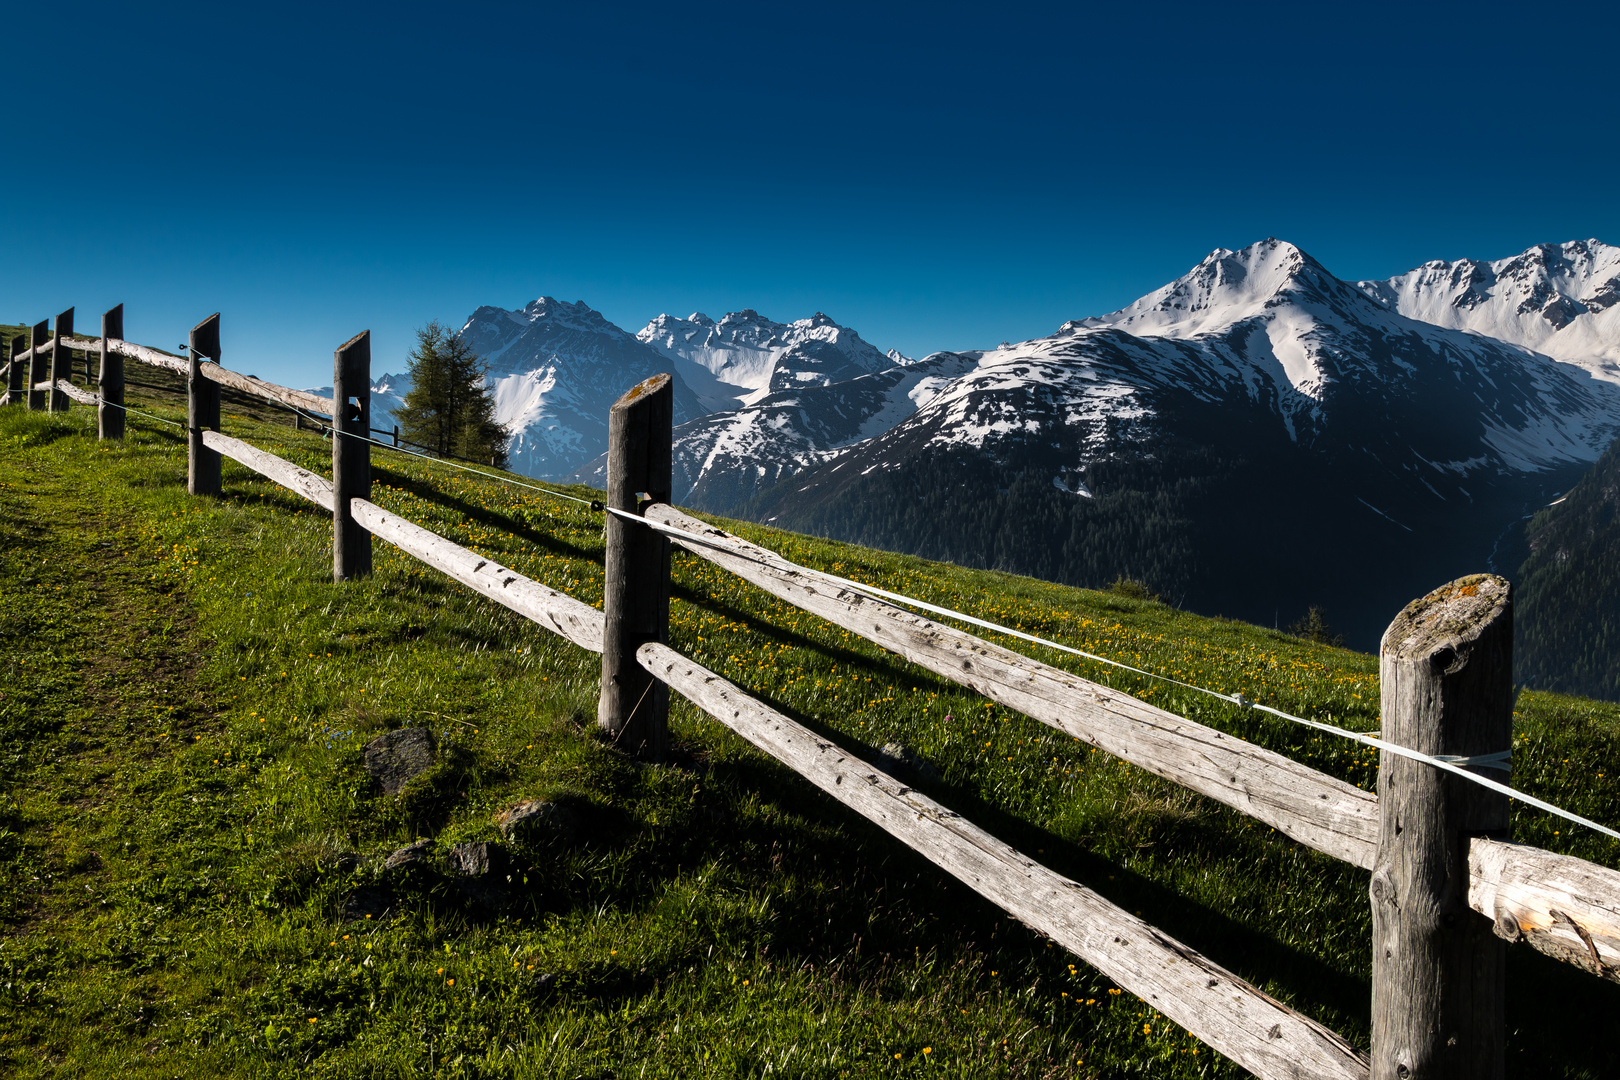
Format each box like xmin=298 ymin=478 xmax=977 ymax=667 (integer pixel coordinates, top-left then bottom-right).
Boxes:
xmin=637 ymin=309 xmax=897 ymax=413
xmin=344 ymin=237 xmax=1620 ymax=656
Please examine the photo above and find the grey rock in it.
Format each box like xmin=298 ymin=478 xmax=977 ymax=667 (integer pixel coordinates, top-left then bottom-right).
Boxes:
xmin=495 ymin=799 xmax=580 ymax=844
xmin=449 ymin=841 xmax=509 ymax=908
xmin=382 ymin=838 xmax=434 ymax=872
xmin=448 ymin=841 xmax=506 ymax=879
xmin=364 ymin=727 xmax=437 ymax=795
xmin=875 ymin=742 xmax=942 ymax=786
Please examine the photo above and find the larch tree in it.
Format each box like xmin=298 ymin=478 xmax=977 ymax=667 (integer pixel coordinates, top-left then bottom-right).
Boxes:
xmin=397 ymin=321 xmax=510 ymax=468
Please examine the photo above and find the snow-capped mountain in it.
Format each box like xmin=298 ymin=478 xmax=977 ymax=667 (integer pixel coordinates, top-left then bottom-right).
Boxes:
xmin=723 ymin=239 xmax=1620 ymax=646
xmin=661 ymin=240 xmax=1617 ymax=514
xmin=300 ymin=372 xmax=407 ymax=436
xmin=455 ymin=298 xmax=704 ymax=479
xmin=1357 ymin=240 xmax=1620 ymax=383
xmin=1053 ymin=239 xmax=1620 ymax=469
xmin=364 ymin=372 xmax=408 ymax=434
xmin=574 ymin=351 xmax=980 ymax=507
xmin=636 ymin=309 xmax=892 ymax=411
xmin=349 ymin=302 xmax=894 ymax=481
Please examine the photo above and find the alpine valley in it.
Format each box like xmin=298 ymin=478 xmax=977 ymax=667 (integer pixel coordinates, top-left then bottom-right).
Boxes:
xmin=366 ymin=238 xmax=1620 ymax=655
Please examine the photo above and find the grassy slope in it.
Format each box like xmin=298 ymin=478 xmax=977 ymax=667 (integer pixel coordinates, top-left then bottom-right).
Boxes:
xmin=0 ymin=375 xmax=1617 ymax=1079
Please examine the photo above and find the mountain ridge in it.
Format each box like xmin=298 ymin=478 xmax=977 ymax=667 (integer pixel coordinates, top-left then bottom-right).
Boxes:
xmin=1357 ymin=239 xmax=1620 ymax=383
xmin=347 ymin=236 xmax=1620 ymax=657
xmin=718 ymin=238 xmax=1620 ymax=648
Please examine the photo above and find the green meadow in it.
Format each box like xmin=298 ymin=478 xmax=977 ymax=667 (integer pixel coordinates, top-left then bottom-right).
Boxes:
xmin=1 ymin=360 xmax=1617 ymax=1078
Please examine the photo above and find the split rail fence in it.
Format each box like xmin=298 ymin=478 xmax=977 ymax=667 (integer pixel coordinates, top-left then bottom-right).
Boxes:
xmin=10 ymin=305 xmax=1620 ymax=1080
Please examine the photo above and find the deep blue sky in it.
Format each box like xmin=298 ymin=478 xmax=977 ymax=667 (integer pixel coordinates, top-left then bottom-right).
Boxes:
xmin=5 ymin=1 xmax=1616 ymax=388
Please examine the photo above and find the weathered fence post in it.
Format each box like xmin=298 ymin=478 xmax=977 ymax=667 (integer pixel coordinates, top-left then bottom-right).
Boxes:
xmin=27 ymin=319 xmax=49 ymax=410
xmin=1372 ymin=574 xmax=1511 ymax=1080
xmin=392 ymin=424 xmax=399 ymax=448
xmin=99 ymin=304 xmax=124 ymax=440
xmin=332 ymin=330 xmax=372 ymax=581
xmin=6 ymin=334 xmax=24 ymax=406
xmin=47 ymin=308 xmax=72 ymax=413
xmin=188 ymin=314 xmax=222 ymax=496
xmin=598 ymin=374 xmax=673 ymax=760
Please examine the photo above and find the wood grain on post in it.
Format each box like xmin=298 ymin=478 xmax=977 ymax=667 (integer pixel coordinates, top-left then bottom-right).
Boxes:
xmin=639 ymin=641 xmax=1370 ymax=1080
xmin=99 ymin=304 xmax=124 ymax=439
xmin=332 ymin=330 xmax=372 ymax=581
xmin=188 ymin=314 xmax=222 ymax=496
xmin=47 ymin=308 xmax=72 ymax=413
xmin=1372 ymin=575 xmax=1511 ymax=1080
xmin=598 ymin=374 xmax=673 ymax=759
xmin=5 ymin=335 xmax=24 ymax=406
xmin=27 ymin=319 xmax=49 ymax=410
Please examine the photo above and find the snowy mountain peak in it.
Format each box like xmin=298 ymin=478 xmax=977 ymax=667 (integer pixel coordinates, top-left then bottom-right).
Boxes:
xmin=1072 ymin=238 xmax=1358 ymax=341
xmin=459 ymin=297 xmax=634 ymax=371
xmin=512 ymin=296 xmax=614 ymax=331
xmin=454 ymin=298 xmax=702 ymax=479
xmin=1357 ymin=239 xmax=1620 ymax=379
xmin=637 ymin=307 xmax=893 ymax=408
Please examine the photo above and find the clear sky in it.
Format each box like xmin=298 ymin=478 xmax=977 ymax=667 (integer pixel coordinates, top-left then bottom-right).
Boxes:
xmin=5 ymin=1 xmax=1617 ymax=388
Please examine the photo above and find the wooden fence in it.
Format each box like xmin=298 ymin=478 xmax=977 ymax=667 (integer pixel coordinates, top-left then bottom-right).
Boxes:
xmin=10 ymin=305 xmax=1620 ymax=1080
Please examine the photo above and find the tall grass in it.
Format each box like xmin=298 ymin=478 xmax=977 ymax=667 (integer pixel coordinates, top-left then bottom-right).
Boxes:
xmin=0 ymin=390 xmax=1616 ymax=1078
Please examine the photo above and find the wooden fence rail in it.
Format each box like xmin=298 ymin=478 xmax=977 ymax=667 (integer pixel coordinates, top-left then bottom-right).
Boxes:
xmin=639 ymin=640 xmax=1370 ymax=1080
xmin=17 ymin=307 xmax=1620 ymax=1078
xmin=7 ymin=328 xmax=336 ymax=417
xmin=644 ymin=504 xmax=1381 ymax=863
xmin=192 ymin=429 xmax=1376 ymax=1078
xmin=638 ymin=505 xmax=1620 ymax=986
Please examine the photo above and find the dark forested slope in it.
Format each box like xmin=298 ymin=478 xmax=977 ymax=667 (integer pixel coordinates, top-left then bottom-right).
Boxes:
xmin=1515 ymin=434 xmax=1620 ymax=701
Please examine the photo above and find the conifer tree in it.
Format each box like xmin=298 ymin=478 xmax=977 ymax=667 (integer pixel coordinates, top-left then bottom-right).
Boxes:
xmin=397 ymin=321 xmax=509 ymax=468
xmin=1288 ymin=606 xmax=1346 ymax=647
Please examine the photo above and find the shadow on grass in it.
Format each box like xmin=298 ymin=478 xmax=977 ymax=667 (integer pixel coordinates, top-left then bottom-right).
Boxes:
xmin=372 ymin=466 xmax=602 ymax=564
